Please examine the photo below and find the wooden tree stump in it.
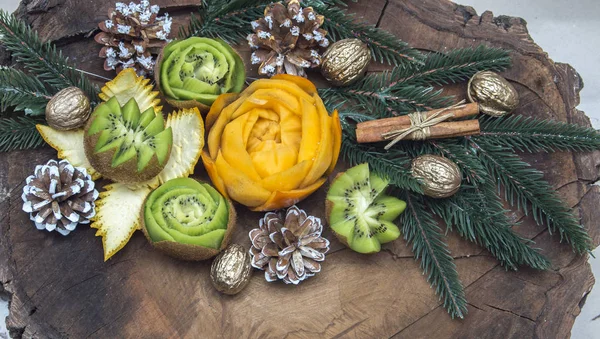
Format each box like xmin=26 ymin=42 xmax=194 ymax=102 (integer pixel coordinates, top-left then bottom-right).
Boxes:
xmin=2 ymin=0 xmax=600 ymax=338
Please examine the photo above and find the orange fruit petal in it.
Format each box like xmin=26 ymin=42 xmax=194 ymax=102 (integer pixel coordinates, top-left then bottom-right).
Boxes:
xmin=300 ymin=95 xmax=333 ymax=187
xmin=297 ymin=98 xmax=321 ymax=163
xmin=205 ymin=93 xmax=239 ymax=131
xmin=215 ymin=151 xmax=271 ymax=207
xmin=250 ymin=141 xmax=298 ymax=178
xmin=328 ymin=109 xmax=342 ymax=174
xmin=200 ymin=151 xmax=228 ymax=198
xmin=261 ymin=160 xmax=312 ymax=192
xmin=271 ymin=74 xmax=318 ymax=95
xmin=221 ymin=113 xmax=262 ymax=181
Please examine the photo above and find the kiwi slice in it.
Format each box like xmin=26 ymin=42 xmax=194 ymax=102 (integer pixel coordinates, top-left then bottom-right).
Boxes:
xmin=159 ymin=37 xmax=246 ymax=106
xmin=84 ymin=96 xmax=173 ymax=183
xmin=141 ymin=178 xmax=236 ymax=261
xmin=326 ymin=163 xmax=407 ymax=254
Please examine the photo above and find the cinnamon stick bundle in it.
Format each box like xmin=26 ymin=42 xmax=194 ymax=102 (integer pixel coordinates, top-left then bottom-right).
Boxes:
xmin=357 ymin=120 xmax=480 ymax=142
xmin=355 ymin=102 xmax=481 ymax=143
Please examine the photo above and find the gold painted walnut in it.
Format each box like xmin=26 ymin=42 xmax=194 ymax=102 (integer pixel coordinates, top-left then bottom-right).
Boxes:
xmin=45 ymin=87 xmax=91 ymax=130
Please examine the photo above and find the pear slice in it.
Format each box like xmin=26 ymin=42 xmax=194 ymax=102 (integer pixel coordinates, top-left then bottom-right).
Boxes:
xmin=36 ymin=125 xmax=101 ymax=180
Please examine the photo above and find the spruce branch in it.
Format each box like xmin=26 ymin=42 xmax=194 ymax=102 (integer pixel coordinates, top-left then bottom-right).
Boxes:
xmin=316 ymin=5 xmax=424 ymax=67
xmin=400 ymin=191 xmax=467 ymax=319
xmin=390 ymin=45 xmax=511 ymax=87
xmin=0 ymin=10 xmax=99 ymax=101
xmin=473 ymin=139 xmax=592 ymax=253
xmin=0 ymin=116 xmax=44 ymax=152
xmin=320 ymin=46 xmax=511 ymax=118
xmin=341 ymin=133 xmax=423 ymax=193
xmin=319 ymin=85 xmax=453 ymax=119
xmin=478 ymin=115 xmax=600 ymax=153
xmin=0 ymin=67 xmax=51 ymax=116
xmin=180 ymin=0 xmax=271 ymax=43
xmin=180 ymin=0 xmax=355 ymax=43
xmin=429 ymin=141 xmax=487 ymax=184
xmin=428 ymin=181 xmax=551 ymax=271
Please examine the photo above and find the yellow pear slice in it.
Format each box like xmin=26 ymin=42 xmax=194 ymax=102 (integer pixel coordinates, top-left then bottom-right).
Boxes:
xmin=36 ymin=125 xmax=101 ymax=180
xmin=91 ymin=183 xmax=152 ymax=261
xmin=99 ymin=69 xmax=162 ymax=113
xmin=157 ymin=107 xmax=205 ymax=184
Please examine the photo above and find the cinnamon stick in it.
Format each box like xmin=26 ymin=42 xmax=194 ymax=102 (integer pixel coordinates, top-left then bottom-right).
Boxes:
xmin=356 ymin=120 xmax=481 ymax=143
xmin=357 ymin=102 xmax=479 ymax=131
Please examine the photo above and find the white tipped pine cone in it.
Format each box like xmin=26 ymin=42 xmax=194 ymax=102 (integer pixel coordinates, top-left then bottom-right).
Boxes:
xmin=21 ymin=159 xmax=99 ymax=236
xmin=249 ymin=205 xmax=330 ymax=285
xmin=95 ymin=1 xmax=172 ymax=76
xmin=247 ymin=0 xmax=328 ymax=77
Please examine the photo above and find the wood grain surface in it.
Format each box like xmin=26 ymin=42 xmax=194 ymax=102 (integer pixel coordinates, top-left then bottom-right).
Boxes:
xmin=1 ymin=0 xmax=599 ymax=338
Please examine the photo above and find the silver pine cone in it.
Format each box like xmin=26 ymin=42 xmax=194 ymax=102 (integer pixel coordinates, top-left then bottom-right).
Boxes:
xmin=21 ymin=159 xmax=99 ymax=236
xmin=249 ymin=205 xmax=330 ymax=285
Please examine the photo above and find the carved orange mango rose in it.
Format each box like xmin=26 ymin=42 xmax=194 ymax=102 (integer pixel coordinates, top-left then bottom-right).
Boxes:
xmin=201 ymin=74 xmax=342 ymax=211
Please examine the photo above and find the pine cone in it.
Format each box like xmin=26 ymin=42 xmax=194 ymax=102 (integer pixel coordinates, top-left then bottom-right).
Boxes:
xmin=249 ymin=206 xmax=330 ymax=284
xmin=21 ymin=159 xmax=99 ymax=236
xmin=247 ymin=0 xmax=329 ymax=77
xmin=95 ymin=1 xmax=172 ymax=76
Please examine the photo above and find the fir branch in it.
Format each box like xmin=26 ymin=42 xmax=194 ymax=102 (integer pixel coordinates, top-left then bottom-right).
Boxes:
xmin=389 ymin=45 xmax=511 ymax=87
xmin=319 ymin=85 xmax=453 ymax=119
xmin=320 ymin=46 xmax=510 ymax=118
xmin=341 ymin=133 xmax=423 ymax=193
xmin=180 ymin=0 xmax=270 ymax=43
xmin=400 ymin=191 xmax=467 ymax=319
xmin=317 ymin=5 xmax=424 ymax=67
xmin=428 ymin=182 xmax=551 ymax=271
xmin=180 ymin=0 xmax=351 ymax=43
xmin=0 ymin=67 xmax=51 ymax=116
xmin=478 ymin=115 xmax=600 ymax=153
xmin=473 ymin=139 xmax=592 ymax=253
xmin=0 ymin=116 xmax=44 ymax=152
xmin=0 ymin=10 xmax=98 ymax=101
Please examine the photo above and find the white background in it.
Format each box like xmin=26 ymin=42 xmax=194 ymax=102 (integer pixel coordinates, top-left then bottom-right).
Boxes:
xmin=0 ymin=0 xmax=599 ymax=338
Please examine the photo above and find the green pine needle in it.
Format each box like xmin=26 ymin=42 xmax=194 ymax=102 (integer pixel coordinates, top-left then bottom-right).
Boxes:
xmin=0 ymin=67 xmax=52 ymax=116
xmin=320 ymin=85 xmax=453 ymax=119
xmin=316 ymin=5 xmax=425 ymax=67
xmin=0 ymin=116 xmax=44 ymax=152
xmin=341 ymin=133 xmax=423 ymax=193
xmin=0 ymin=10 xmax=99 ymax=101
xmin=428 ymin=181 xmax=551 ymax=271
xmin=478 ymin=115 xmax=600 ymax=152
xmin=180 ymin=0 xmax=355 ymax=43
xmin=474 ymin=139 xmax=593 ymax=253
xmin=180 ymin=0 xmax=271 ymax=43
xmin=391 ymin=45 xmax=512 ymax=87
xmin=320 ymin=46 xmax=511 ymax=118
xmin=400 ymin=191 xmax=467 ymax=319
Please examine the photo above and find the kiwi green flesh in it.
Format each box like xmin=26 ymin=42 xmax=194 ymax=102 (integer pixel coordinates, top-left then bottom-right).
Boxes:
xmin=160 ymin=37 xmax=246 ymax=104
xmin=139 ymin=107 xmax=155 ymax=128
xmin=144 ymin=178 xmax=230 ymax=249
xmin=87 ymin=98 xmax=172 ymax=173
xmin=326 ymin=163 xmax=406 ymax=254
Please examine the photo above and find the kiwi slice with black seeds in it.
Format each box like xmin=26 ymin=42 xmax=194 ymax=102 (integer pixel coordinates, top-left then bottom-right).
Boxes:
xmin=158 ymin=37 xmax=246 ymax=108
xmin=141 ymin=177 xmax=237 ymax=261
xmin=84 ymin=96 xmax=173 ymax=183
xmin=326 ymin=163 xmax=407 ymax=254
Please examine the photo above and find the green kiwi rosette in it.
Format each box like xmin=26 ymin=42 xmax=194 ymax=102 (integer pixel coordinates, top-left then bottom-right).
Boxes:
xmin=141 ymin=177 xmax=237 ymax=261
xmin=155 ymin=37 xmax=246 ymax=112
